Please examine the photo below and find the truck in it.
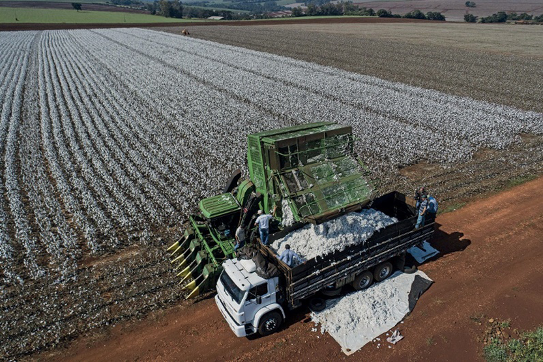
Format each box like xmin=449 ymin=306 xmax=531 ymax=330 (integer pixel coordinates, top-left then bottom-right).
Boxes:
xmin=168 ymin=122 xmax=435 ymax=318
xmin=214 ymin=191 xmax=435 ymax=337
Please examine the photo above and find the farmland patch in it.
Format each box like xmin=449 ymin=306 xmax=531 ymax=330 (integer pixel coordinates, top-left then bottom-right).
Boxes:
xmin=0 ymin=28 xmax=541 ymax=359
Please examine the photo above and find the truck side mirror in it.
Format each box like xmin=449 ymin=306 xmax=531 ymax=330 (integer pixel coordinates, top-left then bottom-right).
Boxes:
xmin=256 ymin=296 xmax=262 ymax=304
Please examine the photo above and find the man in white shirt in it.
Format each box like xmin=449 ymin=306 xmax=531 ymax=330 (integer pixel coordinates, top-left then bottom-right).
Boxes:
xmin=254 ymin=206 xmax=275 ymax=246
xmin=234 ymin=226 xmax=245 ymax=251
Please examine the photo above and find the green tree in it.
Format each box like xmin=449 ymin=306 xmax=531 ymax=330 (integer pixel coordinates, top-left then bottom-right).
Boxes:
xmin=426 ymin=11 xmax=445 ymax=20
xmin=71 ymin=2 xmax=82 ymax=11
xmin=495 ymin=11 xmax=507 ymax=22
xmin=291 ymin=6 xmax=304 ymax=16
xmin=158 ymin=0 xmax=183 ymax=18
xmin=465 ymin=1 xmax=476 ymax=8
xmin=404 ymin=9 xmax=426 ymax=19
xmin=376 ymin=9 xmax=391 ymax=17
xmin=159 ymin=0 xmax=173 ymax=17
xmin=518 ymin=13 xmax=533 ymax=20
xmin=464 ymin=13 xmax=477 ymax=22
xmin=306 ymin=4 xmax=318 ymax=16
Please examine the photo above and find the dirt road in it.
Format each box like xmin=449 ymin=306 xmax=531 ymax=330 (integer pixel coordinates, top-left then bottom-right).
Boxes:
xmin=43 ymin=177 xmax=543 ymax=361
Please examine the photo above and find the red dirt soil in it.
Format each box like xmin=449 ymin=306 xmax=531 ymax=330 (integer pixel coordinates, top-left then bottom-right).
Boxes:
xmin=44 ymin=177 xmax=543 ymax=362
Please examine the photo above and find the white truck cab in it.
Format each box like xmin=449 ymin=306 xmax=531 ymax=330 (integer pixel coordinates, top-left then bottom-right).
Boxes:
xmin=215 ymin=258 xmax=285 ymax=337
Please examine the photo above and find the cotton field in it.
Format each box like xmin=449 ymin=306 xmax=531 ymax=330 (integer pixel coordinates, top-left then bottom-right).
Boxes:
xmin=0 ymin=28 xmax=541 ymax=358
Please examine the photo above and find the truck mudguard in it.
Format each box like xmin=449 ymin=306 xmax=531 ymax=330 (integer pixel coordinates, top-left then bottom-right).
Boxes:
xmin=253 ymin=303 xmax=286 ymax=328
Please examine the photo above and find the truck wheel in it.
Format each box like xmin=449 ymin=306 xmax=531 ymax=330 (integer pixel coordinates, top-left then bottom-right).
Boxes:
xmin=352 ymin=271 xmax=373 ymax=290
xmin=258 ymin=311 xmax=283 ymax=336
xmin=374 ymin=261 xmax=393 ymax=282
xmin=309 ymin=297 xmax=326 ymax=312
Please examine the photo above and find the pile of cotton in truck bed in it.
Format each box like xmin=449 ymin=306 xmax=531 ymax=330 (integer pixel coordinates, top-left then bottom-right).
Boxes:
xmin=272 ymin=209 xmax=397 ymax=262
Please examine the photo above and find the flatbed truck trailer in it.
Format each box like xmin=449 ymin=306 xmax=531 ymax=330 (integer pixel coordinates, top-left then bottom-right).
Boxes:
xmin=215 ymin=191 xmax=435 ymax=337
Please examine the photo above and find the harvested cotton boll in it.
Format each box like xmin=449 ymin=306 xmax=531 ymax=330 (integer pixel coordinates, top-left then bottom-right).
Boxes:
xmin=281 ymin=199 xmax=295 ymax=227
xmin=271 ymin=209 xmax=397 ymax=261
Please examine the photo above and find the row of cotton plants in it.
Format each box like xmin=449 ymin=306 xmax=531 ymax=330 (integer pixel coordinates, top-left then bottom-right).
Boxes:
xmin=0 ymin=32 xmax=42 ymax=284
xmin=21 ymin=32 xmax=81 ymax=284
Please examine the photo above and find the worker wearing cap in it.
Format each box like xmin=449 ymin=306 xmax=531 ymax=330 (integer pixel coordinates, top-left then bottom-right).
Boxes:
xmin=414 ymin=186 xmax=426 ymax=210
xmin=415 ymin=194 xmax=428 ymax=229
xmin=254 ymin=205 xmax=276 ymax=246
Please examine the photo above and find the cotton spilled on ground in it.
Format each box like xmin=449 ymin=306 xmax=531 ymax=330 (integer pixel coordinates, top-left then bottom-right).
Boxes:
xmin=311 ymin=271 xmax=433 ymax=355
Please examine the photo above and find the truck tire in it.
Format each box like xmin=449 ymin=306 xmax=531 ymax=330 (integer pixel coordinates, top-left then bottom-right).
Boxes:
xmin=374 ymin=261 xmax=393 ymax=282
xmin=352 ymin=271 xmax=373 ymax=290
xmin=309 ymin=297 xmax=326 ymax=312
xmin=258 ymin=311 xmax=283 ymax=336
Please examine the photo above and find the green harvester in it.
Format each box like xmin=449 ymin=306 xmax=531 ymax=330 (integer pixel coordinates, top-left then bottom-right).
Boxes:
xmin=167 ymin=122 xmax=374 ymax=298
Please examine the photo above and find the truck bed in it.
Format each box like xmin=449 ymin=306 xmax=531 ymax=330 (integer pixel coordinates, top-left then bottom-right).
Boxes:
xmin=259 ymin=191 xmax=435 ymax=308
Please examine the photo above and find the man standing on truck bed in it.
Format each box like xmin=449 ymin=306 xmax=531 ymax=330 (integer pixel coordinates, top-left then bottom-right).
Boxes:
xmin=414 ymin=186 xmax=426 ymax=210
xmin=234 ymin=225 xmax=246 ymax=251
xmin=415 ymin=195 xmax=428 ymax=229
xmin=279 ymin=244 xmax=302 ymax=267
xmin=255 ymin=206 xmax=276 ymax=246
xmin=426 ymin=194 xmax=438 ymax=221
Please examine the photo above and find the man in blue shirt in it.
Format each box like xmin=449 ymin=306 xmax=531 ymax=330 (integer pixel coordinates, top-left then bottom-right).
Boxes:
xmin=279 ymin=244 xmax=302 ymax=267
xmin=414 ymin=186 xmax=426 ymax=210
xmin=254 ymin=206 xmax=276 ymax=246
xmin=415 ymin=195 xmax=428 ymax=229
xmin=426 ymin=195 xmax=438 ymax=221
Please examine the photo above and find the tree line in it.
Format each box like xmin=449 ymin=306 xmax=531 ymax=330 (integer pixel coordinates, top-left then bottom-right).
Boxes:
xmin=148 ymin=0 xmax=282 ymax=17
xmin=148 ymin=0 xmax=229 ymax=18
xmin=465 ymin=11 xmax=543 ymax=23
xmin=291 ymin=4 xmax=445 ymax=20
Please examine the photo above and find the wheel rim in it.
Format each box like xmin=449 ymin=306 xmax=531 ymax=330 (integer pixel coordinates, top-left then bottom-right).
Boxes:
xmin=379 ymin=266 xmax=391 ymax=279
xmin=265 ymin=318 xmax=277 ymax=331
xmin=359 ymin=275 xmax=371 ymax=289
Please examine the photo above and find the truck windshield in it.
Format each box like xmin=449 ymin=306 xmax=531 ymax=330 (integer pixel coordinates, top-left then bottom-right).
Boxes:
xmin=220 ymin=271 xmax=245 ymax=305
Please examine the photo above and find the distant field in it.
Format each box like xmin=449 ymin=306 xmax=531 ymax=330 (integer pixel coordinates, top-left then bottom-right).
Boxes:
xmin=352 ymin=0 xmax=543 ymax=22
xmin=275 ymin=22 xmax=543 ymax=58
xmin=0 ymin=7 xmax=202 ymax=23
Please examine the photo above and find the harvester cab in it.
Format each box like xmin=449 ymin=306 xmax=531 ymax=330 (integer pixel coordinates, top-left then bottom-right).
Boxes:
xmin=168 ymin=122 xmax=374 ymax=298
